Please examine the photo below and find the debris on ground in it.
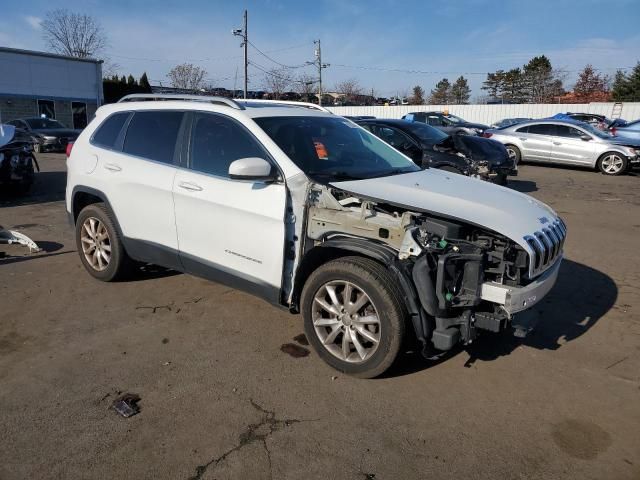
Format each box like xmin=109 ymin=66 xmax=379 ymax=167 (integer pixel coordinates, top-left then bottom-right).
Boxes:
xmin=112 ymin=393 xmax=141 ymax=418
xmin=280 ymin=343 xmax=310 ymax=358
xmin=0 ymin=226 xmax=42 ymax=253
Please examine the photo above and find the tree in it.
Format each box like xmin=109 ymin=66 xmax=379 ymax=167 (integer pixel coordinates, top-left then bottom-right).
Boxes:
xmin=429 ymin=78 xmax=451 ymax=104
xmin=409 ymin=85 xmax=425 ymax=105
xmin=295 ymin=73 xmax=317 ymax=102
xmin=139 ymin=72 xmax=152 ymax=92
xmin=450 ymin=76 xmax=470 ymax=104
xmin=611 ymin=63 xmax=640 ymax=101
xmin=573 ymin=65 xmax=610 ymax=102
xmin=41 ymin=9 xmax=106 ymax=58
xmin=481 ymin=70 xmax=505 ymax=99
xmin=500 ymin=68 xmax=526 ymax=103
xmin=167 ymin=63 xmax=207 ymax=91
xmin=522 ymin=55 xmax=564 ymax=103
xmin=263 ymin=68 xmax=292 ymax=99
xmin=127 ymin=74 xmax=137 ymax=86
xmin=334 ymin=78 xmax=363 ymax=105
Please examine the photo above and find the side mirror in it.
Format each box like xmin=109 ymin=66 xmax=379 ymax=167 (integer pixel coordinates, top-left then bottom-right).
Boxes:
xmin=580 ymin=134 xmax=592 ymax=141
xmin=228 ymin=157 xmax=278 ymax=182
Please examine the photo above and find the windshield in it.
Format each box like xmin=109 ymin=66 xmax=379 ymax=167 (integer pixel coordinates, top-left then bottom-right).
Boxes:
xmin=404 ymin=121 xmax=449 ymax=143
xmin=254 ymin=116 xmax=420 ymax=181
xmin=25 ymin=118 xmax=66 ymax=129
xmin=578 ymin=122 xmax=612 ymax=139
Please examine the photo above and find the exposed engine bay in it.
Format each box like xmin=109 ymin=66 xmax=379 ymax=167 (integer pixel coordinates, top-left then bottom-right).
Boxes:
xmin=304 ymin=184 xmax=533 ymax=356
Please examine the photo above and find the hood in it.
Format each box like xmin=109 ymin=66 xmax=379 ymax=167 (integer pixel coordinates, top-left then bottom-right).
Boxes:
xmin=458 ymin=122 xmax=489 ymax=130
xmin=330 ymin=169 xmax=558 ymax=251
xmin=32 ymin=128 xmax=81 ymax=137
xmin=450 ymin=135 xmax=511 ymax=166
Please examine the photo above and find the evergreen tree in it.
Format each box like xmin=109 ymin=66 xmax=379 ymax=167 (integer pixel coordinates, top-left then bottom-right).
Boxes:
xmin=481 ymin=70 xmax=505 ymax=99
xmin=501 ymin=68 xmax=526 ymax=103
xmin=410 ymin=85 xmax=425 ymax=105
xmin=450 ymin=76 xmax=470 ymax=104
xmin=127 ymin=74 xmax=137 ymax=86
xmin=522 ymin=55 xmax=563 ymax=102
xmin=139 ymin=72 xmax=152 ymax=92
xmin=429 ymin=78 xmax=451 ymax=104
xmin=611 ymin=63 xmax=640 ymax=101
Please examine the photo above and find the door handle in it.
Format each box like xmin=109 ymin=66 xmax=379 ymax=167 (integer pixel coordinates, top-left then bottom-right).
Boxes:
xmin=104 ymin=163 xmax=122 ymax=172
xmin=178 ymin=181 xmax=203 ymax=192
xmin=518 ymin=137 xmax=527 ymax=141
xmin=553 ymin=141 xmax=561 ymax=145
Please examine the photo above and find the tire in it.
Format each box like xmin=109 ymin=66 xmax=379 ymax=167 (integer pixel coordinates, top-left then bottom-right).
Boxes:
xmin=75 ymin=203 xmax=133 ymax=281
xmin=505 ymin=145 xmax=521 ymax=165
xmin=301 ymin=256 xmax=407 ymax=378
xmin=597 ymin=152 xmax=628 ymax=176
xmin=494 ymin=172 xmax=508 ymax=186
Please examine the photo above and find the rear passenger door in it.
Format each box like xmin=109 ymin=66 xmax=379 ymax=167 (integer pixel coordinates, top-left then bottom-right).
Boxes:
xmin=172 ymin=112 xmax=287 ymax=302
xmin=94 ymin=110 xmax=185 ymax=268
xmin=515 ymin=124 xmax=554 ymax=161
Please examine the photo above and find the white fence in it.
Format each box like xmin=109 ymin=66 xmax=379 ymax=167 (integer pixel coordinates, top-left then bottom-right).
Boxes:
xmin=326 ymin=102 xmax=640 ymax=125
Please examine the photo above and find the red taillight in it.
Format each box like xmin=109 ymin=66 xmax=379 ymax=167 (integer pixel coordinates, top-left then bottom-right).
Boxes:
xmin=611 ymin=127 xmax=617 ymax=136
xmin=482 ymin=132 xmax=493 ymax=138
xmin=66 ymin=141 xmax=74 ymax=157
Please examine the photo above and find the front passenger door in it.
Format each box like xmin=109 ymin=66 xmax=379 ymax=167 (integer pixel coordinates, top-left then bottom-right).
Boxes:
xmin=173 ymin=112 xmax=287 ymax=302
xmin=551 ymin=125 xmax=596 ymax=165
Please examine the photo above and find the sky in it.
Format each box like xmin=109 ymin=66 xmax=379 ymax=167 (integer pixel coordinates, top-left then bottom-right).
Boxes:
xmin=2 ymin=0 xmax=639 ymax=99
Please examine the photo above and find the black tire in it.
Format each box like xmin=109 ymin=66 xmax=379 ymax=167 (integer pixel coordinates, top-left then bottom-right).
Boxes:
xmin=597 ymin=152 xmax=628 ymax=176
xmin=494 ymin=173 xmax=508 ymax=186
xmin=301 ymin=256 xmax=407 ymax=378
xmin=505 ymin=144 xmax=521 ymax=165
xmin=75 ymin=203 xmax=133 ymax=281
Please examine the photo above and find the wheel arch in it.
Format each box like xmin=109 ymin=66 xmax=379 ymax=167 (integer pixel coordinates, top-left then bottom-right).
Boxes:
xmin=71 ymin=186 xmax=125 ymax=239
xmin=596 ymin=150 xmax=629 ymax=173
xmin=291 ymin=237 xmax=432 ymax=353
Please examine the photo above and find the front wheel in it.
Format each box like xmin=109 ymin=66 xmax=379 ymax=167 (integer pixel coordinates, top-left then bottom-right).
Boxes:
xmin=598 ymin=152 xmax=628 ymax=175
xmin=505 ymin=145 xmax=521 ymax=165
xmin=301 ymin=256 xmax=406 ymax=378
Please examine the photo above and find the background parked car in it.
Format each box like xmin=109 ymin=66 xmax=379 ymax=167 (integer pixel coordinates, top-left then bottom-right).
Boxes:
xmin=0 ymin=124 xmax=38 ymax=194
xmin=612 ymin=119 xmax=640 ymax=140
xmin=484 ymin=119 xmax=640 ymax=175
xmin=552 ymin=112 xmax=627 ymax=131
xmin=6 ymin=117 xmax=81 ymax=153
xmin=491 ymin=117 xmax=532 ymax=128
xmin=356 ymin=118 xmax=514 ymax=185
xmin=402 ymin=111 xmax=490 ymax=135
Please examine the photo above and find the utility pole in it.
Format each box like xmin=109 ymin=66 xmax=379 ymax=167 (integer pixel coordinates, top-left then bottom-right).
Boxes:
xmin=233 ymin=10 xmax=248 ymax=99
xmin=243 ymin=10 xmax=248 ymax=99
xmin=312 ymin=40 xmax=329 ymax=106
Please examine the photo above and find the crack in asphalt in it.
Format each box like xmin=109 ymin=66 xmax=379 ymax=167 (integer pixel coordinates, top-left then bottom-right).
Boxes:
xmin=187 ymin=399 xmax=304 ymax=480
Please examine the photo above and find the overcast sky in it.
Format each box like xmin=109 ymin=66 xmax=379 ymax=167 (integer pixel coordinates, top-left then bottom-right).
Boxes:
xmin=2 ymin=0 xmax=639 ymax=98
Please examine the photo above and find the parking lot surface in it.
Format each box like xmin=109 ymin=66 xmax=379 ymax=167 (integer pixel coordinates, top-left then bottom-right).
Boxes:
xmin=1 ymin=154 xmax=639 ymax=480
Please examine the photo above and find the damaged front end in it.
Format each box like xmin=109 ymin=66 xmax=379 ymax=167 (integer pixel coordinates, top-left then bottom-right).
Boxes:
xmin=302 ymin=184 xmax=561 ymax=358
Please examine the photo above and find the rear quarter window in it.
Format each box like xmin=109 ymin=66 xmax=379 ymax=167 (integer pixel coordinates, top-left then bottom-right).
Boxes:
xmin=92 ymin=112 xmax=130 ymax=149
xmin=123 ymin=111 xmax=184 ymax=164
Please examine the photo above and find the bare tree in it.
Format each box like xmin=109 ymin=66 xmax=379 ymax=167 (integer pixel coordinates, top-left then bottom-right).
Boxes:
xmin=334 ymin=78 xmax=363 ymax=104
xmin=295 ymin=73 xmax=318 ymax=102
xmin=263 ymin=68 xmax=293 ymax=99
xmin=41 ymin=9 xmax=106 ymax=58
xmin=167 ymin=63 xmax=207 ymax=91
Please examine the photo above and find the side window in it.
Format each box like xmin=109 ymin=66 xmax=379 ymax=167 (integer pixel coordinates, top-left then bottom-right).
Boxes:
xmin=92 ymin=112 xmax=130 ymax=149
xmin=404 ymin=114 xmax=414 ymax=122
xmin=555 ymin=125 xmax=584 ymax=138
xmin=359 ymin=123 xmax=374 ymax=133
xmin=515 ymin=125 xmax=529 ymax=133
xmin=123 ymin=111 xmax=184 ymax=164
xmin=527 ymin=124 xmax=555 ymax=136
xmin=427 ymin=115 xmax=444 ymax=126
xmin=377 ymin=127 xmax=414 ymax=149
xmin=189 ymin=113 xmax=266 ymax=178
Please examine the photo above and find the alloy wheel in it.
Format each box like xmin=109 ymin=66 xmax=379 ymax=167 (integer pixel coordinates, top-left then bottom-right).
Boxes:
xmin=80 ymin=216 xmax=111 ymax=271
xmin=311 ymin=280 xmax=381 ymax=363
xmin=601 ymin=154 xmax=624 ymax=174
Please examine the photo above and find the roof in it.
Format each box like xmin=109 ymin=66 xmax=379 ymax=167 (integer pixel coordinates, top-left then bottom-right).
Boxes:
xmin=0 ymin=46 xmax=102 ymax=64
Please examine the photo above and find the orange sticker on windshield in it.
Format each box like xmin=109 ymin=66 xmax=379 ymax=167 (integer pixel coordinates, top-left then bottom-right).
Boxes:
xmin=313 ymin=140 xmax=329 ymax=160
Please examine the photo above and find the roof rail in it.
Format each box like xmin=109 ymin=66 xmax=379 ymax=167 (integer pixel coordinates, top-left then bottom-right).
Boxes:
xmin=117 ymin=94 xmax=245 ymax=110
xmin=236 ymin=99 xmax=332 ymax=113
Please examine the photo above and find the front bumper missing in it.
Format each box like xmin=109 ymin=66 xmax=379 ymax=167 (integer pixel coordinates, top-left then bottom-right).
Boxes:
xmin=480 ymin=255 xmax=562 ymax=315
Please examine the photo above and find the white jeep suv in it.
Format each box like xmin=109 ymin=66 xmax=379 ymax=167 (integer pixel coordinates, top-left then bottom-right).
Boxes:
xmin=66 ymin=94 xmax=566 ymax=378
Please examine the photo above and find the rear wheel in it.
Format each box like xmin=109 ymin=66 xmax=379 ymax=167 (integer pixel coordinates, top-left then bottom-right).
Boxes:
xmin=505 ymin=145 xmax=521 ymax=165
xmin=301 ymin=257 xmax=406 ymax=378
xmin=75 ymin=203 xmax=133 ymax=281
xmin=598 ymin=152 xmax=628 ymax=175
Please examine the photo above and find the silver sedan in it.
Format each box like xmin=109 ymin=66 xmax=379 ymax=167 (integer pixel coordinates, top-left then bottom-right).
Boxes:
xmin=484 ymin=119 xmax=640 ymax=175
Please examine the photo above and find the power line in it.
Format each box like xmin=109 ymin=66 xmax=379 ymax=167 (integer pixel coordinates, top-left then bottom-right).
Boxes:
xmin=247 ymin=40 xmax=309 ymax=69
